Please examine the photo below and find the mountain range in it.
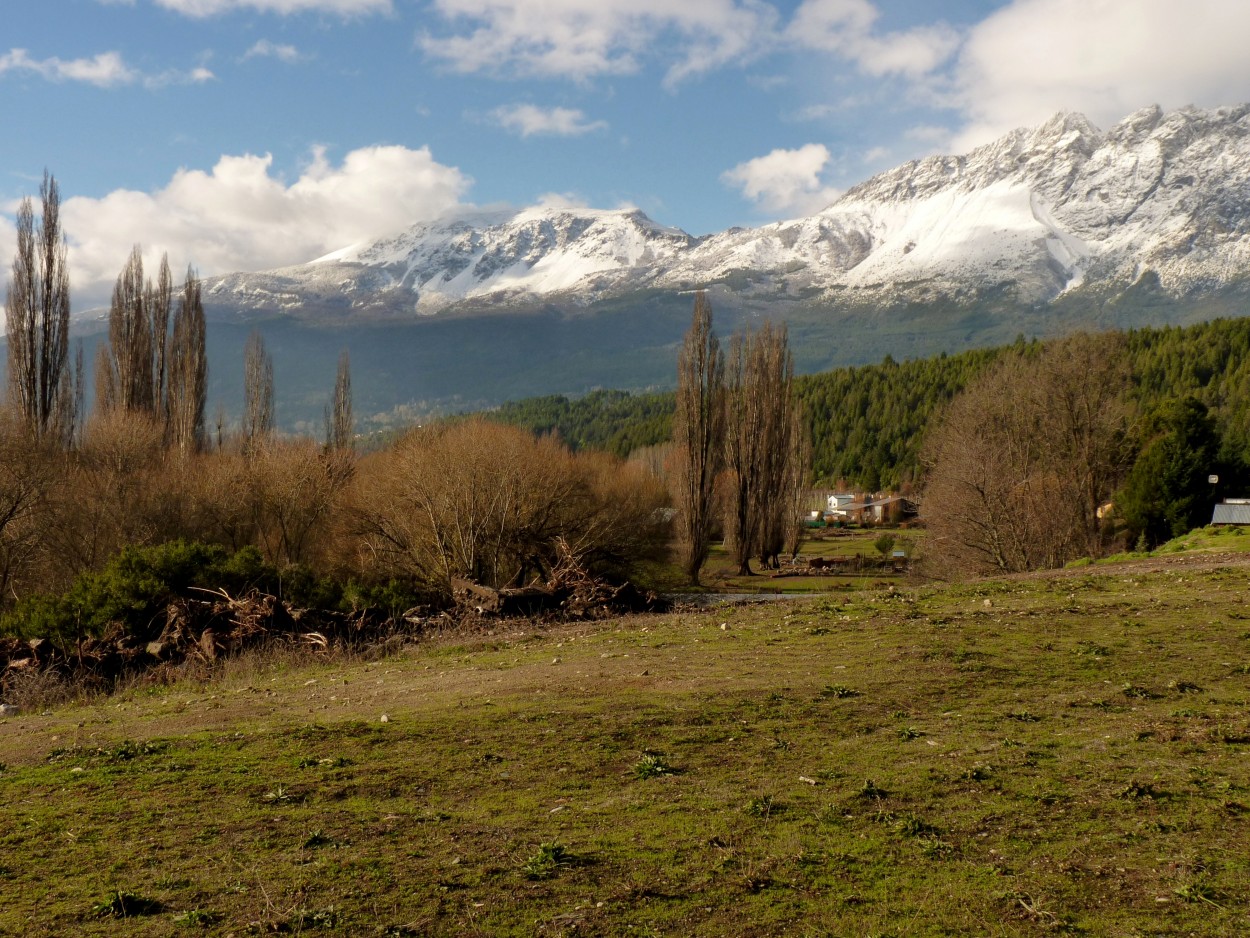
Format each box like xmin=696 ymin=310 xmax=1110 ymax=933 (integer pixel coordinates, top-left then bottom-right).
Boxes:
xmin=193 ymin=103 xmax=1250 ymax=430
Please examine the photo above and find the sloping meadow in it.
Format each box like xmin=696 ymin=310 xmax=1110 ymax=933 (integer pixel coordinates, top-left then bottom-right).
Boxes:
xmin=2 ymin=555 xmax=1249 ymax=936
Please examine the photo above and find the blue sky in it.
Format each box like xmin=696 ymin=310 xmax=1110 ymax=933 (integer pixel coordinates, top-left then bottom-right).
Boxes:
xmin=3 ymin=0 xmax=1248 ymax=308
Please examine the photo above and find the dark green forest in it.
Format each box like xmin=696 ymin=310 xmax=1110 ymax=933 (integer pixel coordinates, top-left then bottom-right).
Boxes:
xmin=489 ymin=317 xmax=1250 ymax=492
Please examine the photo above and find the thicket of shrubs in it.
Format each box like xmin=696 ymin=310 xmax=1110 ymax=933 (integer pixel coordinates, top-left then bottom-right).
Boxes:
xmin=0 ymin=413 xmax=670 ymax=646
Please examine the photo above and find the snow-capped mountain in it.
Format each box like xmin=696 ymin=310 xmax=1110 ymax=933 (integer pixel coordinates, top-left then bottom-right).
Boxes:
xmin=191 ymin=104 xmax=1250 ymax=428
xmin=205 ymin=104 xmax=1250 ymax=322
xmin=677 ymin=104 xmax=1250 ymax=303
xmin=206 ymin=205 xmax=695 ymax=319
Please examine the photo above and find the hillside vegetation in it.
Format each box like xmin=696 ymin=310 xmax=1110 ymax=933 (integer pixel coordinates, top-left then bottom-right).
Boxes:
xmin=3 ymin=540 xmax=1249 ymax=936
xmin=491 ymin=317 xmax=1250 ymax=491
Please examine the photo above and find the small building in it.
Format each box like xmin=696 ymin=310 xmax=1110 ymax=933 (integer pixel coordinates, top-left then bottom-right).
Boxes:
xmin=1212 ymin=498 xmax=1250 ymax=525
xmin=826 ymin=493 xmax=855 ymax=515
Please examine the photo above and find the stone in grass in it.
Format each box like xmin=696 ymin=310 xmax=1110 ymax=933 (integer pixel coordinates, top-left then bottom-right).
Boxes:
xmin=0 ymin=703 xmax=19 ymax=717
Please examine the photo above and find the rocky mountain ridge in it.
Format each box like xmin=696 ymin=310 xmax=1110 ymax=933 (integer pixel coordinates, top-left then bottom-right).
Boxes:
xmin=204 ymin=104 xmax=1250 ymax=322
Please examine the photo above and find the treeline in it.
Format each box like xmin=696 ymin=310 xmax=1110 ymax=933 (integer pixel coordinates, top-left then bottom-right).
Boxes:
xmin=489 ymin=317 xmax=1250 ymax=494
xmin=483 ymin=347 xmax=1014 ymax=490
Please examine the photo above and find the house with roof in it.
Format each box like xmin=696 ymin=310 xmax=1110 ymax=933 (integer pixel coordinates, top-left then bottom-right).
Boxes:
xmin=1211 ymin=498 xmax=1250 ymax=525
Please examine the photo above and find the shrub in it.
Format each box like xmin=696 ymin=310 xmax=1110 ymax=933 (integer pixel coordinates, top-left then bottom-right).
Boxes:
xmin=351 ymin=418 xmax=670 ymax=596
xmin=0 ymin=540 xmax=278 ymax=645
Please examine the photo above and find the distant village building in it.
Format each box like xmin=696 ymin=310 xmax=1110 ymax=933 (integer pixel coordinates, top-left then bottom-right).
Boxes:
xmin=1211 ymin=498 xmax=1250 ymax=525
xmin=822 ymin=492 xmax=917 ymax=525
xmin=826 ymin=493 xmax=855 ymax=515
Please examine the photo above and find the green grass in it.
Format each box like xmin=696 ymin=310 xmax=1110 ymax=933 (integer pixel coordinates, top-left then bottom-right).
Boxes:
xmin=685 ymin=530 xmax=917 ymax=595
xmin=3 ymin=554 xmax=1250 ymax=935
xmin=1078 ymin=525 xmax=1250 ymax=567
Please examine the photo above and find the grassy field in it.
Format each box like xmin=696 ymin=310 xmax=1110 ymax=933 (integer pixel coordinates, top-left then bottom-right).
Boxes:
xmin=3 ymin=540 xmax=1250 ymax=935
xmin=661 ymin=529 xmax=920 ymax=595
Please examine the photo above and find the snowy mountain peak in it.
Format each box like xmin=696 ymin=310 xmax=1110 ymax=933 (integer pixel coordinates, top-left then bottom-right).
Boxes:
xmin=206 ymin=104 xmax=1250 ymax=321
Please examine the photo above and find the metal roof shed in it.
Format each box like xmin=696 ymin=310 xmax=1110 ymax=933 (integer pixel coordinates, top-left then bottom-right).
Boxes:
xmin=1211 ymin=502 xmax=1250 ymax=525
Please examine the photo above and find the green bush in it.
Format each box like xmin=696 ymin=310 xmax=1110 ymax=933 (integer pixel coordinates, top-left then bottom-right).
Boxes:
xmin=0 ymin=541 xmax=279 ymax=645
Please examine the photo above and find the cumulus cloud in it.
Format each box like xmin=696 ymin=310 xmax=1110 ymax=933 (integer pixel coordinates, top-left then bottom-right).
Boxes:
xmin=420 ymin=0 xmax=778 ymax=86
xmin=243 ymin=40 xmax=304 ymax=63
xmin=951 ymin=0 xmax=1250 ymax=148
xmin=489 ymin=104 xmax=607 ymax=137
xmin=721 ymin=143 xmax=841 ymax=217
xmin=146 ymin=0 xmax=391 ymax=15
xmin=52 ymin=145 xmax=471 ymax=308
xmin=786 ymin=0 xmax=959 ymax=78
xmin=0 ymin=49 xmax=138 ymax=87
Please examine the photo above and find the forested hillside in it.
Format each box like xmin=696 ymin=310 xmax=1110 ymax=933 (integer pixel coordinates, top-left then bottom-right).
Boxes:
xmin=490 ymin=318 xmax=1250 ymax=491
xmin=491 ymin=389 xmax=676 ymax=458
xmin=1127 ymin=318 xmax=1250 ymax=454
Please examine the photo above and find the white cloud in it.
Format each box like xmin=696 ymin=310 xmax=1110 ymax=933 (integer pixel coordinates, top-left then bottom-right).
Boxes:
xmin=489 ymin=104 xmax=607 ymax=137
xmin=0 ymin=49 xmax=138 ymax=87
xmin=787 ymin=0 xmax=960 ymax=78
xmin=144 ymin=65 xmax=217 ymax=88
xmin=951 ymin=0 xmax=1250 ymax=148
xmin=0 ymin=48 xmax=213 ymax=89
xmin=51 ymin=145 xmax=471 ymax=308
xmin=721 ymin=143 xmax=841 ymax=217
xmin=243 ymin=40 xmax=303 ymax=63
xmin=147 ymin=0 xmax=390 ymax=15
xmin=420 ymin=0 xmax=778 ymax=86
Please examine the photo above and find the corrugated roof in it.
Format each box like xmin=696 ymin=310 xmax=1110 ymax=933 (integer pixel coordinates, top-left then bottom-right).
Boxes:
xmin=1212 ymin=504 xmax=1250 ymax=525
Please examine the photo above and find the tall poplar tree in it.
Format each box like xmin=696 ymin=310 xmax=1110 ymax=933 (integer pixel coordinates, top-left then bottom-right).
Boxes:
xmin=243 ymin=330 xmax=274 ymax=451
xmin=672 ymin=291 xmax=724 ymax=585
xmin=324 ymin=350 xmax=353 ymax=453
xmin=167 ymin=266 xmax=207 ymax=456
xmin=724 ymin=321 xmax=798 ymax=576
xmin=5 ymin=171 xmax=74 ymax=442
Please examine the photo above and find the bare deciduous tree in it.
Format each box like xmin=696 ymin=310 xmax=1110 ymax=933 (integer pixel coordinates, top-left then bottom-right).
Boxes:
xmin=922 ymin=333 xmax=1133 ymax=575
xmin=93 ymin=342 xmax=118 ymax=415
xmin=723 ymin=321 xmax=798 ymax=575
xmin=324 ymin=350 xmax=353 ymax=453
xmin=6 ymin=171 xmax=74 ymax=443
xmin=47 ymin=408 xmax=170 ymax=584
xmin=351 ymin=418 xmax=667 ymax=594
xmin=0 ymin=413 xmax=55 ymax=602
xmin=167 ymin=266 xmax=207 ymax=456
xmin=780 ymin=407 xmax=812 ymax=562
xmin=247 ymin=438 xmax=352 ymax=568
xmin=672 ymin=291 xmax=723 ymax=584
xmin=243 ymin=330 xmax=274 ymax=451
xmin=752 ymin=323 xmax=798 ymax=570
xmin=98 ymin=247 xmax=179 ymax=423
xmin=149 ymin=254 xmax=173 ymax=424
xmin=103 ymin=245 xmax=154 ymax=414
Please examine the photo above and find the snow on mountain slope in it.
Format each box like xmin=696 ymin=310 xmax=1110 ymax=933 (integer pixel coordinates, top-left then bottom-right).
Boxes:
xmin=209 ymin=205 xmax=694 ymax=316
xmin=204 ymin=104 xmax=1250 ymax=320
xmin=670 ymin=105 xmax=1250 ymax=303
